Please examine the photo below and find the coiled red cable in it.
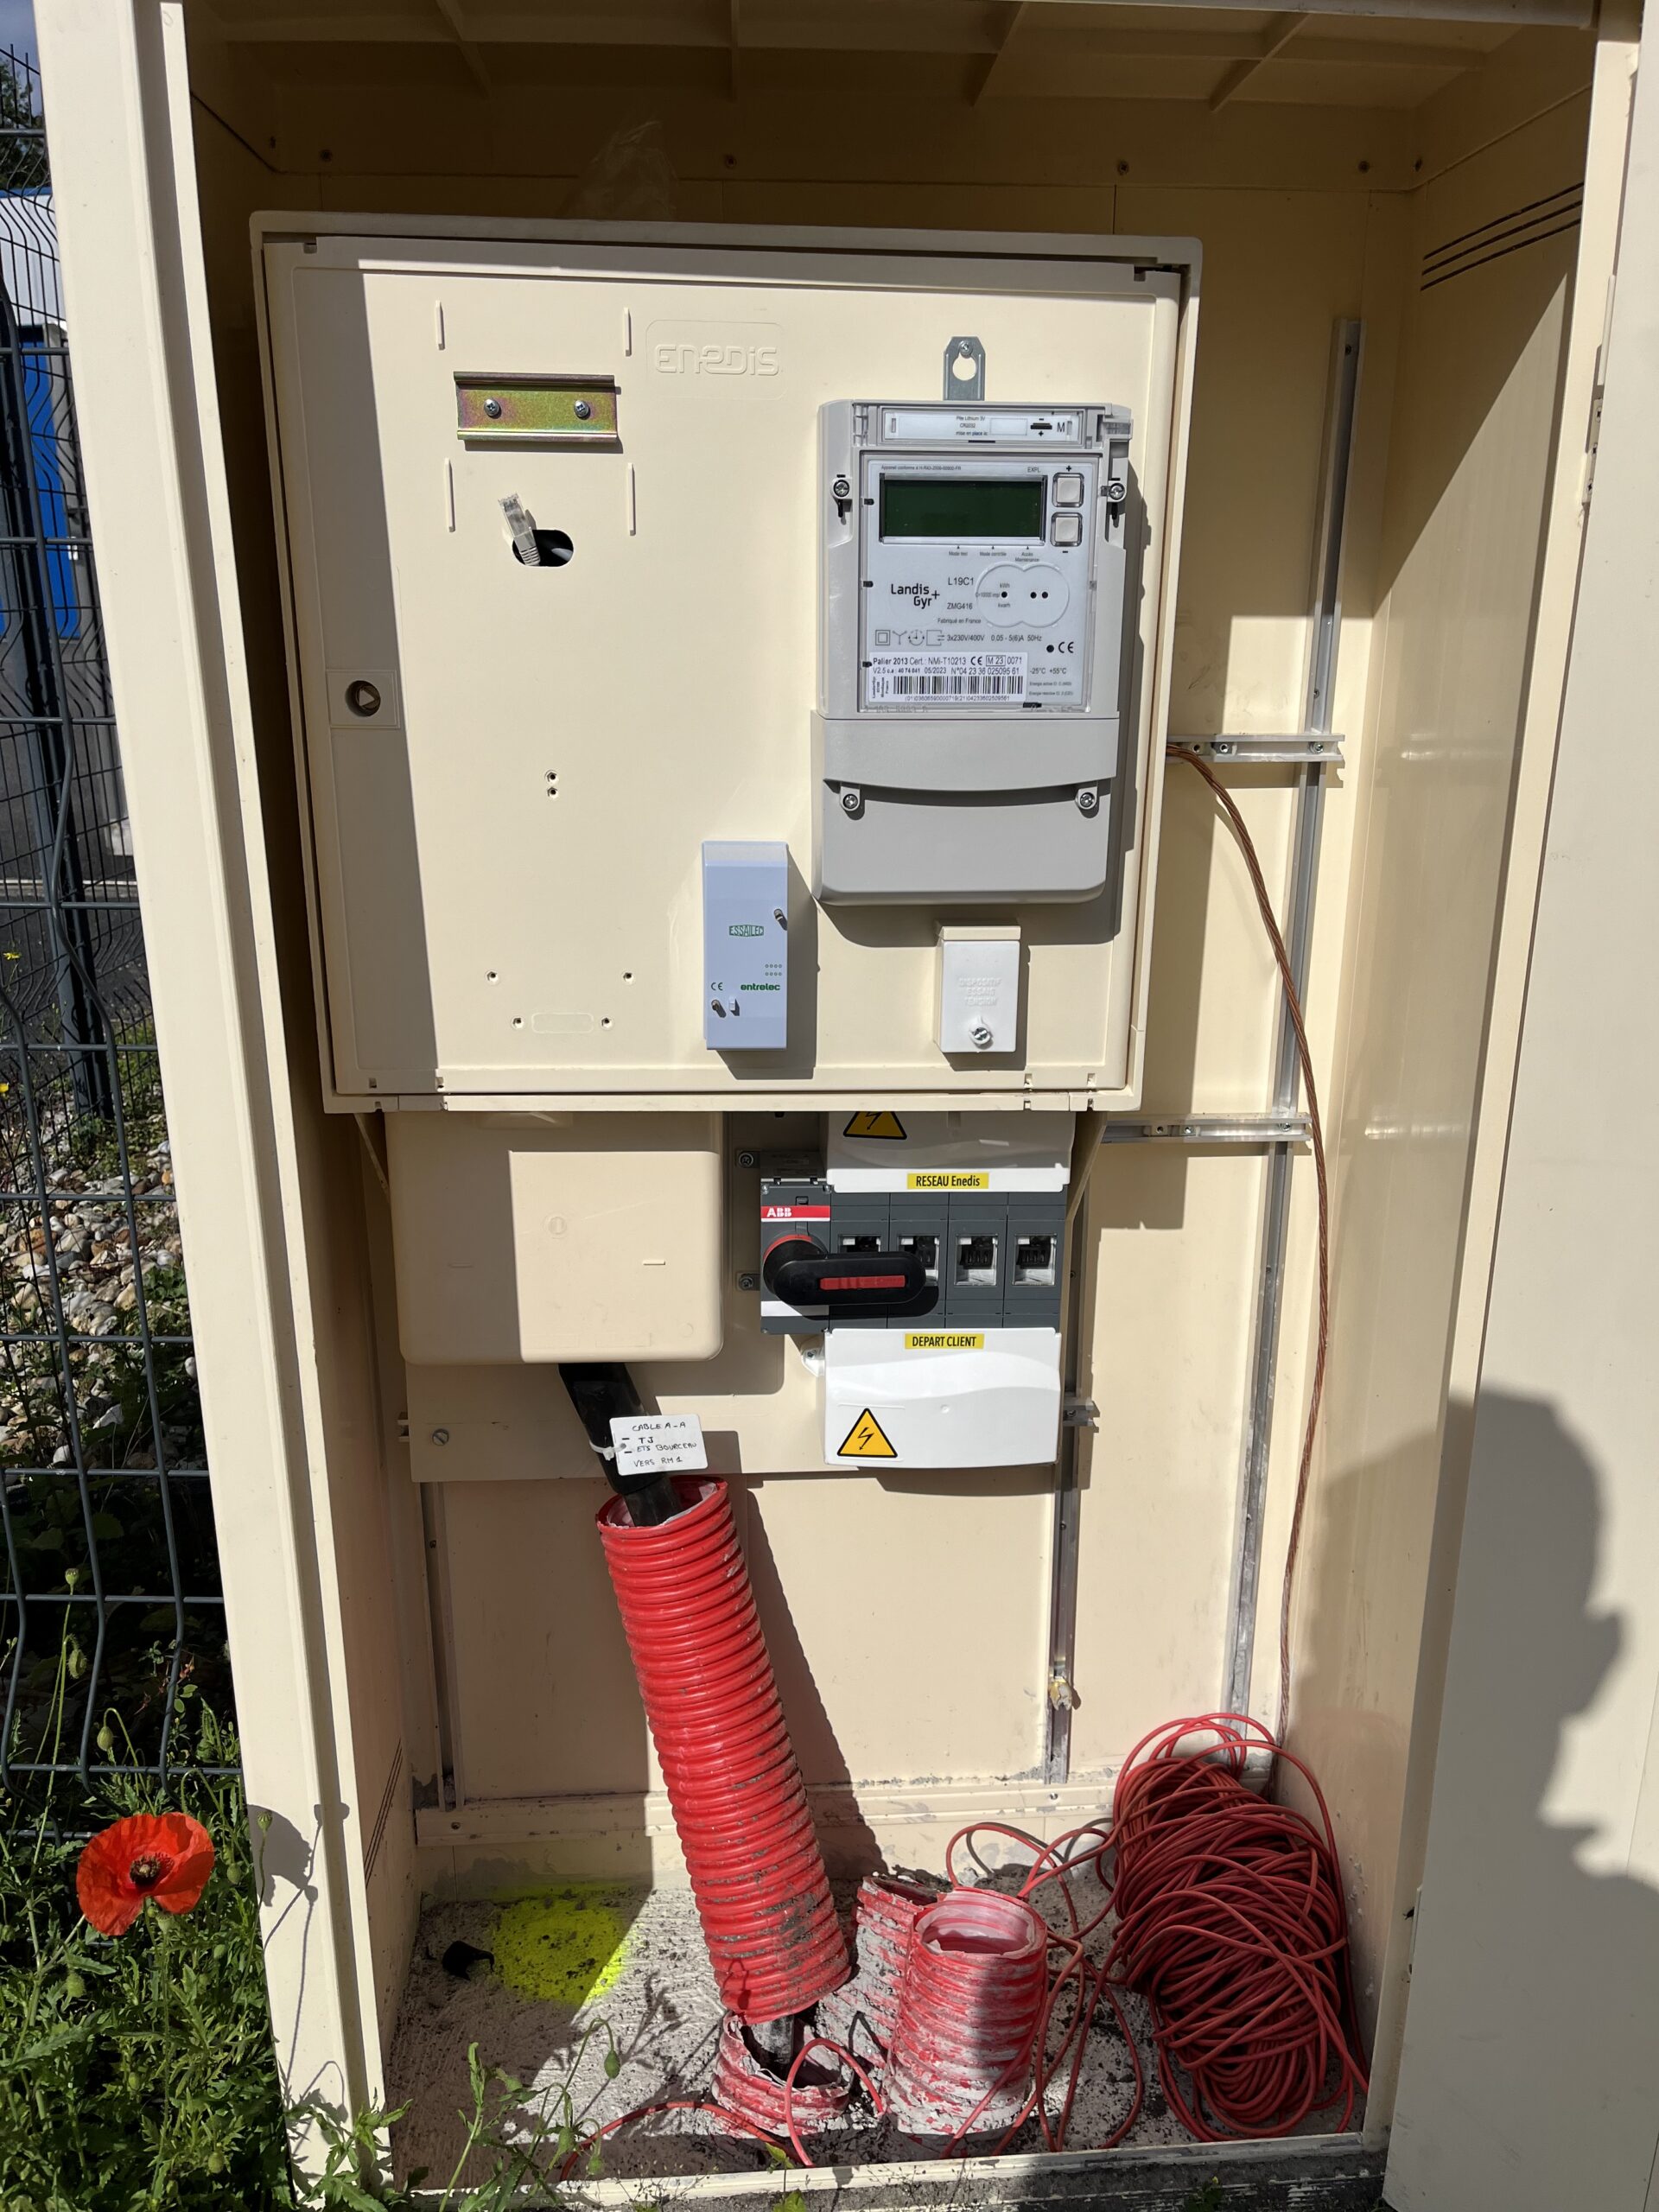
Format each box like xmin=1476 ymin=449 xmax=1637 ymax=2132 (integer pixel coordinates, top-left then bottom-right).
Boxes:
xmin=1103 ymin=1713 xmax=1367 ymax=2140
xmin=596 ymin=1479 xmax=848 ymax=2023
xmin=928 ymin=1713 xmax=1366 ymax=2153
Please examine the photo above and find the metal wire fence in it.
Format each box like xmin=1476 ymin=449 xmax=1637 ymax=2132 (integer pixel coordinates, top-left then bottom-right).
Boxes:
xmin=0 ymin=48 xmax=227 ymax=1797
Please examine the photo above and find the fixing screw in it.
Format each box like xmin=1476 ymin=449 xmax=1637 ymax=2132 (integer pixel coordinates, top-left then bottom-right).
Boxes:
xmin=483 ymin=397 xmax=503 ymax=419
xmin=574 ymin=399 xmax=593 ymax=420
xmin=970 ymin=1022 xmax=995 ymax=1050
xmin=735 ymin=1150 xmax=757 ymax=1169
xmin=841 ymin=788 xmax=863 ymax=817
xmin=430 ymin=1428 xmax=450 ymax=1446
xmin=1076 ymin=786 xmax=1100 ymax=816
xmin=737 ymin=1273 xmax=759 ymax=1293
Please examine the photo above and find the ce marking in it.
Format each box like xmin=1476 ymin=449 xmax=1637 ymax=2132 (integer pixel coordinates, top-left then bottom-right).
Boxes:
xmin=1057 ymin=639 xmax=1077 ymax=654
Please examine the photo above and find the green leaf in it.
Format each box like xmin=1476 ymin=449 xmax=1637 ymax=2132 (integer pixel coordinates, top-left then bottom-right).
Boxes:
xmin=322 ymin=2183 xmax=383 ymax=2212
xmin=14 ymin=2022 xmax=94 ymax=2066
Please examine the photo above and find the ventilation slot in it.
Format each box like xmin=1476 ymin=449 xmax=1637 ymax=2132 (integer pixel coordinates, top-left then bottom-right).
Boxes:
xmin=1421 ymin=184 xmax=1583 ymax=292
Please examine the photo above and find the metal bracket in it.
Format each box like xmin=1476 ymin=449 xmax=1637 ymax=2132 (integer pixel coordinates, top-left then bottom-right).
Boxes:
xmin=1102 ymin=1115 xmax=1313 ymax=1147
xmin=944 ymin=334 xmax=986 ymax=401
xmin=1062 ymin=1395 xmax=1099 ymax=1429
xmin=1170 ymin=734 xmax=1344 ymax=766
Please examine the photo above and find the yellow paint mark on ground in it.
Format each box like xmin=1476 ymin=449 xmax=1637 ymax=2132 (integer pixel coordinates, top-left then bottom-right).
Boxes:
xmin=493 ymin=1886 xmax=633 ymax=2008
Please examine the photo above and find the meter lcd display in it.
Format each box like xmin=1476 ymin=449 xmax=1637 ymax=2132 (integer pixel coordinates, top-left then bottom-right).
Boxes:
xmin=880 ymin=476 xmax=1045 ymax=541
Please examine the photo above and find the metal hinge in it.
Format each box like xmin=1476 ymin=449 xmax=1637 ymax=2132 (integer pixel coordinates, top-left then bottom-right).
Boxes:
xmin=1582 ymin=273 xmax=1616 ymax=513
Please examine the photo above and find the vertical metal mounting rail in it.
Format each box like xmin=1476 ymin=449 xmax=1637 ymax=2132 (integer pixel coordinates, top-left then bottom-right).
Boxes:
xmin=1222 ymin=318 xmax=1363 ymax=1719
xmin=1043 ymin=1180 xmax=1090 ymax=1783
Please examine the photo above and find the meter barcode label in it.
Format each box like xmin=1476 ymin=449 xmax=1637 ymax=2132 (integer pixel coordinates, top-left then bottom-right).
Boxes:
xmin=866 ymin=652 xmax=1027 ymax=704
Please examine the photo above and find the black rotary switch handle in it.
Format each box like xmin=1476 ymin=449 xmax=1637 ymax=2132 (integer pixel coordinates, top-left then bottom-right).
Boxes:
xmin=760 ymin=1235 xmax=936 ymax=1319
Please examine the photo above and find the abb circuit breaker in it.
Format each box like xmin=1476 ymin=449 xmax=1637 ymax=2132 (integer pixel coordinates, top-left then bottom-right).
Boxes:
xmin=759 ymin=1114 xmax=1073 ymax=1469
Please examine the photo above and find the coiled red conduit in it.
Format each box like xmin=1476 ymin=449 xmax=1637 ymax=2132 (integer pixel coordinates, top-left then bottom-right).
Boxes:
xmin=885 ymin=1891 xmax=1050 ymax=2140
xmin=595 ymin=1478 xmax=849 ymax=2024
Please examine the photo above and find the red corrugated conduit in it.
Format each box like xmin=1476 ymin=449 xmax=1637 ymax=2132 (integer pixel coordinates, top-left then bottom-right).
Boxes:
xmin=885 ymin=1891 xmax=1051 ymax=2141
xmin=595 ymin=1478 xmax=849 ymax=2024
xmin=818 ymin=1872 xmax=942 ymax=2063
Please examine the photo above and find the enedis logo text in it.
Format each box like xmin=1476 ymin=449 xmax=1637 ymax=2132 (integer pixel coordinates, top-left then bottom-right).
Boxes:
xmin=653 ymin=341 xmax=779 ymax=376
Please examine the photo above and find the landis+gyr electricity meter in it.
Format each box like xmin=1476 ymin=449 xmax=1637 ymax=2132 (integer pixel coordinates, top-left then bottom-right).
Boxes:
xmin=814 ymin=401 xmax=1134 ymax=906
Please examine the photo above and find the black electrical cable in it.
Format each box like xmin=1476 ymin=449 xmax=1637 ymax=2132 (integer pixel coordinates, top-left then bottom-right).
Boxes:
xmin=558 ymin=1361 xmax=683 ymax=1525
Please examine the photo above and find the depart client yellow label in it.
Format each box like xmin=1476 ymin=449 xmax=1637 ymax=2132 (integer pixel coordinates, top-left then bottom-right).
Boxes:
xmin=905 ymin=1332 xmax=985 ymax=1351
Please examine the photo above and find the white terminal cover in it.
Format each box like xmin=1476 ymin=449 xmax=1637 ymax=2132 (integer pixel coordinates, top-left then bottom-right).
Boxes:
xmin=828 ymin=1109 xmax=1072 ymax=1191
xmin=824 ymin=1329 xmax=1062 ymax=1469
xmin=938 ymin=926 xmax=1022 ymax=1056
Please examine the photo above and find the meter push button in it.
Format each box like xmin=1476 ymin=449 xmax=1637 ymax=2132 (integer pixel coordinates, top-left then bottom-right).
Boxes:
xmin=1052 ymin=471 xmax=1084 ymax=508
xmin=1051 ymin=512 xmax=1084 ymax=548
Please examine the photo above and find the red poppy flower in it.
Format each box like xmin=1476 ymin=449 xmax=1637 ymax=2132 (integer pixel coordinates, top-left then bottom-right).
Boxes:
xmin=76 ymin=1812 xmax=215 ymax=1937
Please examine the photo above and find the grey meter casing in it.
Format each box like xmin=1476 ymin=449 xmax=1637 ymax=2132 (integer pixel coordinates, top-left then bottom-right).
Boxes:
xmin=814 ymin=400 xmax=1135 ymax=906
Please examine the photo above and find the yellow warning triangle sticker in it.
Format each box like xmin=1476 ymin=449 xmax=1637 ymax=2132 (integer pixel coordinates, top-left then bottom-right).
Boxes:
xmin=842 ymin=1110 xmax=906 ymax=1141
xmin=837 ymin=1408 xmax=898 ymax=1459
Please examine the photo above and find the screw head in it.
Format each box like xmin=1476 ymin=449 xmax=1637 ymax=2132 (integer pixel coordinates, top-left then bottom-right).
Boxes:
xmin=574 ymin=399 xmax=593 ymax=420
xmin=344 ymin=679 xmax=381 ymax=718
xmin=738 ymin=1273 xmax=759 ymax=1293
xmin=483 ymin=397 xmax=503 ymax=419
xmin=430 ymin=1428 xmax=450 ymax=1446
xmin=1077 ymin=786 xmax=1100 ymax=816
xmin=841 ymin=789 xmax=862 ymax=816
xmin=735 ymin=1150 xmax=757 ymax=1170
xmin=970 ymin=1022 xmax=995 ymax=1049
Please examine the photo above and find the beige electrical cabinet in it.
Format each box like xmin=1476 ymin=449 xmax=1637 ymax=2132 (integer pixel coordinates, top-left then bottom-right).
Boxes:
xmin=41 ymin=3 xmax=1656 ymax=2209
xmin=262 ymin=232 xmax=1193 ymax=1108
